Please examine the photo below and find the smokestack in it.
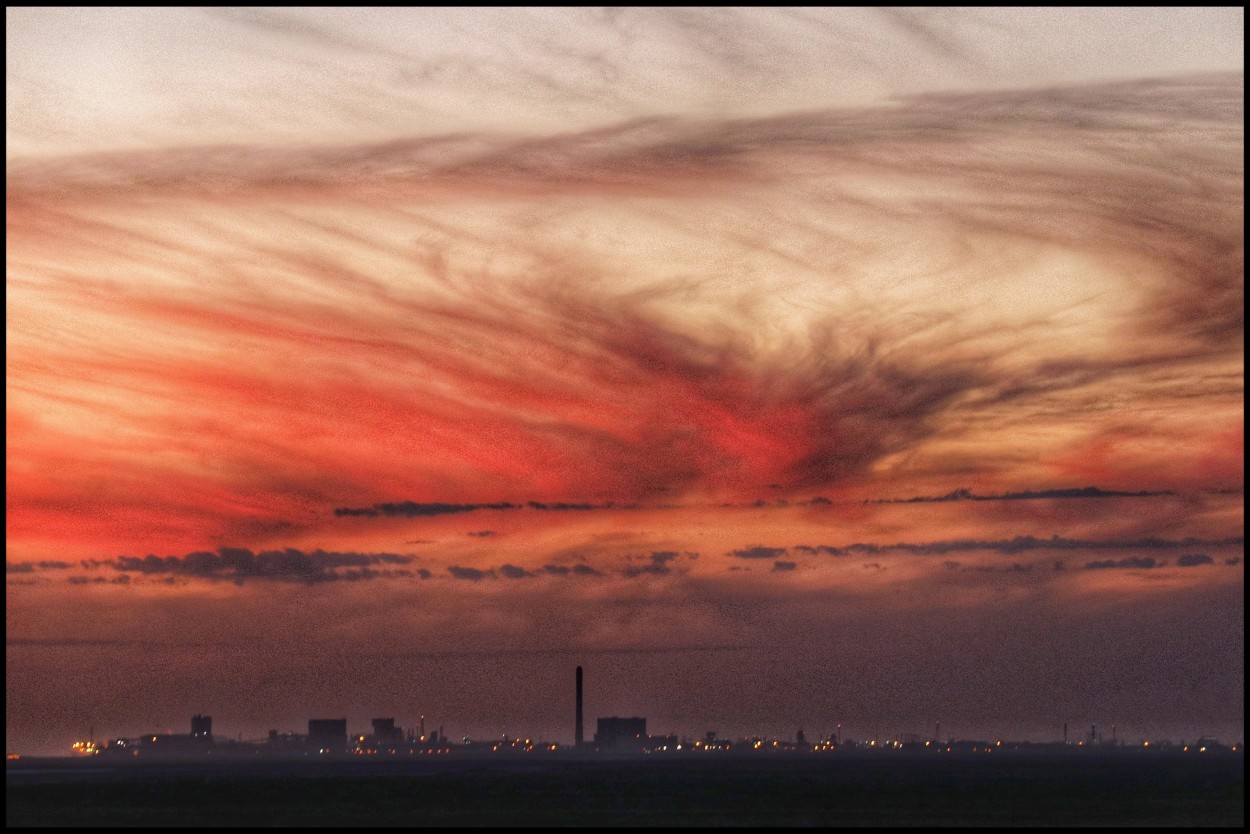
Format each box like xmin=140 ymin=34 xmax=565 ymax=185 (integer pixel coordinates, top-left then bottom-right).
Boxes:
xmin=1063 ymin=722 xmax=1068 ymax=744
xmin=419 ymin=715 xmax=425 ymax=741
xmin=575 ymin=666 xmax=584 ymax=748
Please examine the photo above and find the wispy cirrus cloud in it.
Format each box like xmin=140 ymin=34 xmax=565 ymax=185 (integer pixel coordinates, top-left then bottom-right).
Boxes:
xmin=8 ymin=75 xmax=1242 ymax=559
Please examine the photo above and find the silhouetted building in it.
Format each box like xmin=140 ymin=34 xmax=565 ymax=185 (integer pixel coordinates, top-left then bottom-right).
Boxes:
xmin=371 ymin=718 xmax=403 ymax=743
xmin=266 ymin=729 xmax=307 ymax=752
xmin=595 ymin=717 xmax=646 ymax=749
xmin=308 ymin=719 xmax=348 ymax=752
xmin=191 ymin=715 xmax=212 ymax=738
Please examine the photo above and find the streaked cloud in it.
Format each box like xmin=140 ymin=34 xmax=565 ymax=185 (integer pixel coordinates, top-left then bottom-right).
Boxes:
xmin=1085 ymin=556 xmax=1161 ymax=571
xmin=870 ymin=486 xmax=1177 ymax=504
xmin=95 ymin=548 xmax=417 ymax=583
xmin=789 ymin=535 xmax=1244 ymax=558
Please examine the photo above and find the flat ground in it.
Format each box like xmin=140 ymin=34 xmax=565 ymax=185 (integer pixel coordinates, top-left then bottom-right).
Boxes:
xmin=6 ymin=754 xmax=1244 ymax=827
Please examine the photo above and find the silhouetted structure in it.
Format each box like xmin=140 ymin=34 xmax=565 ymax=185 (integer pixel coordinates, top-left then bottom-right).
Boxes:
xmin=308 ymin=719 xmax=348 ymax=752
xmin=191 ymin=715 xmax=212 ymax=738
xmin=371 ymin=718 xmax=402 ymax=743
xmin=267 ymin=729 xmax=307 ymax=751
xmin=575 ymin=666 xmax=584 ymax=748
xmin=595 ymin=717 xmax=646 ymax=749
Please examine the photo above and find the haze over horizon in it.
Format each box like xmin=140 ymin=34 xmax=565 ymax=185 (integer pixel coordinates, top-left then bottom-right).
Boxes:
xmin=6 ymin=7 xmax=1243 ymax=756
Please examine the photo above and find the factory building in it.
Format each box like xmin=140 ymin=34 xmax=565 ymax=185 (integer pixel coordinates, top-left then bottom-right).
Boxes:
xmin=595 ymin=717 xmax=647 ymax=749
xmin=307 ymin=719 xmax=348 ymax=752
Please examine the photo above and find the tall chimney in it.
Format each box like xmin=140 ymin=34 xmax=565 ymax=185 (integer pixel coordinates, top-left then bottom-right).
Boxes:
xmin=575 ymin=666 xmax=584 ymax=748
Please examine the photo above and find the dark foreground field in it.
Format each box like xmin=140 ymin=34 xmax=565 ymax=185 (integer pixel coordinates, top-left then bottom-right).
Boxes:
xmin=7 ymin=754 xmax=1243 ymax=827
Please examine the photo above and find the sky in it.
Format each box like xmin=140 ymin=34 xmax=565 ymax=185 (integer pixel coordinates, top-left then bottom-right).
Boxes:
xmin=6 ymin=7 xmax=1244 ymax=756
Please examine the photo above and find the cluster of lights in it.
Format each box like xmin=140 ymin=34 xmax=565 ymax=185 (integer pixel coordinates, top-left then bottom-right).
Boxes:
xmin=352 ymin=747 xmax=452 ymax=755
xmin=486 ymin=737 xmax=543 ymax=753
xmin=47 ymin=725 xmax=1245 ymax=761
xmin=691 ymin=739 xmax=732 ymax=751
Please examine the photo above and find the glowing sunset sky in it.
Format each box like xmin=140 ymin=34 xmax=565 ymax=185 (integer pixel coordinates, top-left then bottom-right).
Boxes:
xmin=6 ymin=8 xmax=1243 ymax=755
